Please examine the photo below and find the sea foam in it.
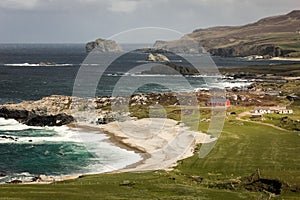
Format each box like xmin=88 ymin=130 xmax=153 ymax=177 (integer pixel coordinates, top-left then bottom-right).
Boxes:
xmin=0 ymin=117 xmax=142 ymax=182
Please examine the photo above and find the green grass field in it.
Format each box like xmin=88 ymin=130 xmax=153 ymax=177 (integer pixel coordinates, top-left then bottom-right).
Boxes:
xmin=220 ymin=64 xmax=300 ymax=77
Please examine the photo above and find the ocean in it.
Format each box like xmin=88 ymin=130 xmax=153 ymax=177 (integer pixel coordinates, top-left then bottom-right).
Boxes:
xmin=1 ymin=43 xmax=299 ymax=104
xmin=0 ymin=43 xmax=299 ymax=183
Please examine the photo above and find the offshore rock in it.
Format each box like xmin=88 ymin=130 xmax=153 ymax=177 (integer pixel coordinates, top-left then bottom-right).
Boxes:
xmin=142 ymin=62 xmax=199 ymax=75
xmin=147 ymin=53 xmax=170 ymax=62
xmin=86 ymin=38 xmax=122 ymax=53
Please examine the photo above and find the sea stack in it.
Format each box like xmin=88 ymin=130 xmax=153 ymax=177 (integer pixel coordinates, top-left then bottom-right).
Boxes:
xmin=85 ymin=38 xmax=122 ymax=53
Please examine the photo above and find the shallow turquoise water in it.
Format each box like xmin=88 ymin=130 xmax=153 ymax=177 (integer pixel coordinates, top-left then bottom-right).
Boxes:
xmin=0 ymin=118 xmax=141 ymax=183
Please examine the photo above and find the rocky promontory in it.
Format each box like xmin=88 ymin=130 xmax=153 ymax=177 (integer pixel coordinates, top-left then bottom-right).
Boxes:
xmin=0 ymin=108 xmax=74 ymax=126
xmin=86 ymin=38 xmax=122 ymax=53
xmin=0 ymin=95 xmax=76 ymax=126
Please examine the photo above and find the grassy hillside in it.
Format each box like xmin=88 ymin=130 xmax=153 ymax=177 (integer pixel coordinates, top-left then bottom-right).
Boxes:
xmin=219 ymin=64 xmax=300 ymax=77
xmin=156 ymin=10 xmax=300 ymax=57
xmin=188 ymin=10 xmax=300 ymax=57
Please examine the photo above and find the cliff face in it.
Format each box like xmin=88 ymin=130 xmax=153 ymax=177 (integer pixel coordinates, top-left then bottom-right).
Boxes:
xmin=86 ymin=38 xmax=122 ymax=53
xmin=154 ymin=10 xmax=300 ymax=57
xmin=209 ymin=45 xmax=296 ymax=58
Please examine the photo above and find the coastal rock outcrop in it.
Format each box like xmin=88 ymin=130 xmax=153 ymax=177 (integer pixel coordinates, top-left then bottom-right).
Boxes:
xmin=147 ymin=53 xmax=170 ymax=62
xmin=142 ymin=62 xmax=199 ymax=75
xmin=0 ymin=107 xmax=74 ymax=126
xmin=0 ymin=93 xmax=200 ymax=126
xmin=86 ymin=38 xmax=122 ymax=53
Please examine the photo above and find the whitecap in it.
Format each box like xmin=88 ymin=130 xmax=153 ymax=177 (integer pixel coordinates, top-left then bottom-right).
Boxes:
xmin=0 ymin=118 xmax=43 ymax=131
xmin=0 ymin=172 xmax=37 ymax=184
xmin=4 ymin=63 xmax=73 ymax=67
xmin=0 ymin=118 xmax=143 ymax=179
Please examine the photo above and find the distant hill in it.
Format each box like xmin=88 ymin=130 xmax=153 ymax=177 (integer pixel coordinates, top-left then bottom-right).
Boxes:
xmin=155 ymin=10 xmax=300 ymax=58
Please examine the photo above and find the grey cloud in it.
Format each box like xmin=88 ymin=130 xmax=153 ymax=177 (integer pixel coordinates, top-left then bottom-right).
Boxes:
xmin=0 ymin=0 xmax=298 ymax=43
xmin=0 ymin=0 xmax=39 ymax=10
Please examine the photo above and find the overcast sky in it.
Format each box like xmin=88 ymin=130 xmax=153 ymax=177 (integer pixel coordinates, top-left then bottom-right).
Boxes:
xmin=0 ymin=0 xmax=299 ymax=43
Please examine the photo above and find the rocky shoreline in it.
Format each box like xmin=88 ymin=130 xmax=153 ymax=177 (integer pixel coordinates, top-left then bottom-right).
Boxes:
xmin=0 ymin=78 xmax=282 ymax=128
xmin=0 ymin=107 xmax=74 ymax=126
xmin=0 ymin=92 xmax=209 ymax=127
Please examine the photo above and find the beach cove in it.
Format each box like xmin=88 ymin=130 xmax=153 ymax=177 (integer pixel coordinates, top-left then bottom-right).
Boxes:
xmin=0 ymin=93 xmax=216 ymax=184
xmin=0 ymin=117 xmax=213 ymax=184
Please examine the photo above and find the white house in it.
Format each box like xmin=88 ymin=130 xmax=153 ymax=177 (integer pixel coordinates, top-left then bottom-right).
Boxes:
xmin=254 ymin=106 xmax=293 ymax=115
xmin=254 ymin=107 xmax=272 ymax=114
xmin=277 ymin=109 xmax=293 ymax=114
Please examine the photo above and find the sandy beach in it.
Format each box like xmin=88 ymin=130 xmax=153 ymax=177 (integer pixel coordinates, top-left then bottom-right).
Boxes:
xmin=100 ymin=118 xmax=215 ymax=172
xmin=28 ymin=118 xmax=214 ymax=184
xmin=75 ymin=118 xmax=214 ymax=172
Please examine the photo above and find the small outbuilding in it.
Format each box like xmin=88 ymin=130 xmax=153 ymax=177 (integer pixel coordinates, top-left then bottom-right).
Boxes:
xmin=251 ymin=113 xmax=262 ymax=118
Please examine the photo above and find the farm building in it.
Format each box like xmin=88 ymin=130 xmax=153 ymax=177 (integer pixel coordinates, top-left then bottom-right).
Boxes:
xmin=251 ymin=113 xmax=262 ymax=118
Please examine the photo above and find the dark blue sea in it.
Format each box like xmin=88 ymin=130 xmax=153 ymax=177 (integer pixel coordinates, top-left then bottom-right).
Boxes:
xmin=1 ymin=43 xmax=299 ymax=104
xmin=0 ymin=43 xmax=299 ymax=183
